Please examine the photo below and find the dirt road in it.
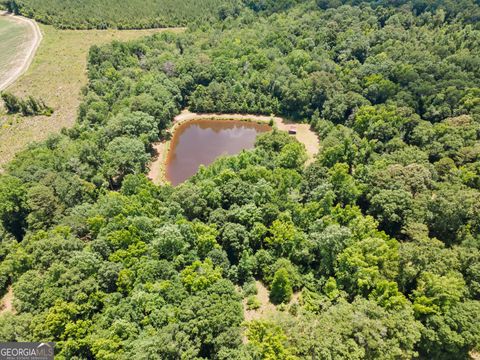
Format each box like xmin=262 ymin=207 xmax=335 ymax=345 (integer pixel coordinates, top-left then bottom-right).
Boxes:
xmin=0 ymin=11 xmax=42 ymax=91
xmin=148 ymin=110 xmax=320 ymax=184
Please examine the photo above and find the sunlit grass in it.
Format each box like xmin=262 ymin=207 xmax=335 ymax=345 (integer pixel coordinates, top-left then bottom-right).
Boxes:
xmin=0 ymin=24 xmax=183 ymax=167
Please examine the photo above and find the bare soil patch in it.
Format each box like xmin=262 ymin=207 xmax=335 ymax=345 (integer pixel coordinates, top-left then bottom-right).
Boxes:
xmin=241 ymin=281 xmax=301 ymax=344
xmin=0 ymin=286 xmax=15 ymax=315
xmin=148 ymin=142 xmax=168 ymax=184
xmin=243 ymin=281 xmax=277 ymax=322
xmin=471 ymin=351 xmax=480 ymax=360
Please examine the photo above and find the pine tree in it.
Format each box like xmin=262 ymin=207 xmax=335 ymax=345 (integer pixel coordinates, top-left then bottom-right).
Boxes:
xmin=1 ymin=92 xmax=21 ymax=114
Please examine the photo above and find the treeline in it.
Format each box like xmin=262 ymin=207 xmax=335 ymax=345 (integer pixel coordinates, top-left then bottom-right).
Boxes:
xmin=6 ymin=0 xmax=479 ymax=30
xmin=2 ymin=0 xmax=242 ymax=29
xmin=247 ymin=0 xmax=480 ymax=24
xmin=1 ymin=92 xmax=53 ymax=116
xmin=0 ymin=1 xmax=479 ymax=359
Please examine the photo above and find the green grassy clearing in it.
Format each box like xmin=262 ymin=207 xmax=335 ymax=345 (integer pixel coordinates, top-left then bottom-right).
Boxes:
xmin=0 ymin=24 xmax=183 ymax=168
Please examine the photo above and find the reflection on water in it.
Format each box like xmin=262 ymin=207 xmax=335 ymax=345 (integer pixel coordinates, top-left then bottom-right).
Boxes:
xmin=166 ymin=119 xmax=271 ymax=185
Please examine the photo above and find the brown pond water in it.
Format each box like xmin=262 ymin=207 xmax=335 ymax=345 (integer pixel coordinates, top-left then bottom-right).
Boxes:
xmin=166 ymin=119 xmax=271 ymax=185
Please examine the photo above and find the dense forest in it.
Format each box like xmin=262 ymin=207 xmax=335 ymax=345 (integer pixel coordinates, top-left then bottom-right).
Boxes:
xmin=2 ymin=0 xmax=480 ymax=29
xmin=1 ymin=0 xmax=480 ymax=359
xmin=1 ymin=0 xmax=242 ymax=29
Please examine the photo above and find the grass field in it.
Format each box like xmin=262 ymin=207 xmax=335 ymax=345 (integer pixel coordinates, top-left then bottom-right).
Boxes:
xmin=0 ymin=24 xmax=183 ymax=168
xmin=0 ymin=14 xmax=31 ymax=83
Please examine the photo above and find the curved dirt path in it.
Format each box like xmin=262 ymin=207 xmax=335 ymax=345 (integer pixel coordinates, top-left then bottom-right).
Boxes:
xmin=148 ymin=109 xmax=319 ymax=184
xmin=0 ymin=11 xmax=42 ymax=91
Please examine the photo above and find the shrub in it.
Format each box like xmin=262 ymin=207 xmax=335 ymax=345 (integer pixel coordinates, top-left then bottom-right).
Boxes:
xmin=1 ymin=92 xmax=53 ymax=116
xmin=246 ymin=295 xmax=261 ymax=310
xmin=270 ymin=268 xmax=293 ymax=304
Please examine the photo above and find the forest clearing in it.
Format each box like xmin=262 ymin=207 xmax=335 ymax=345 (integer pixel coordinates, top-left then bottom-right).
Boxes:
xmin=242 ymin=281 xmax=301 ymax=323
xmin=0 ymin=287 xmax=14 ymax=315
xmin=0 ymin=24 xmax=183 ymax=168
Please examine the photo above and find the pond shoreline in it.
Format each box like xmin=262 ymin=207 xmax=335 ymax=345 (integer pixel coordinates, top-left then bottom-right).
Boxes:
xmin=148 ymin=110 xmax=275 ymax=185
xmin=147 ymin=109 xmax=319 ymax=185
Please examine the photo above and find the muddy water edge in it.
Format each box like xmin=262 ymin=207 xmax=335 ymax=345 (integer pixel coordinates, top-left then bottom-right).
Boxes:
xmin=165 ymin=119 xmax=271 ymax=185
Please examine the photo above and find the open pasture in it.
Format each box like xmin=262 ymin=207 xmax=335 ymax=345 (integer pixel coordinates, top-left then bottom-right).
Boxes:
xmin=0 ymin=24 xmax=183 ymax=167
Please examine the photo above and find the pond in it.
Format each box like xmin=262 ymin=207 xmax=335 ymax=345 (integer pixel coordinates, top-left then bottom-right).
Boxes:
xmin=165 ymin=119 xmax=271 ymax=185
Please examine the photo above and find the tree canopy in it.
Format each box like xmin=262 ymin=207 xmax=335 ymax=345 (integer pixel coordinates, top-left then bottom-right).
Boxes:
xmin=1 ymin=0 xmax=480 ymax=358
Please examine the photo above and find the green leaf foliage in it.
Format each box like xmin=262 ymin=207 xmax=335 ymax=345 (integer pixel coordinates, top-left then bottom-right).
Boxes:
xmin=0 ymin=0 xmax=479 ymax=358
